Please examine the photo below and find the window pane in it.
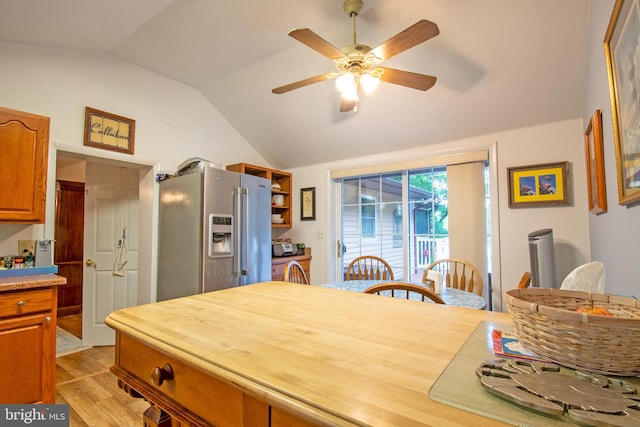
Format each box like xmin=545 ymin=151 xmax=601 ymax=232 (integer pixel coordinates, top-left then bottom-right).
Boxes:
xmin=342 ymin=178 xmax=360 ymax=205
xmin=406 ymin=167 xmax=448 ymax=282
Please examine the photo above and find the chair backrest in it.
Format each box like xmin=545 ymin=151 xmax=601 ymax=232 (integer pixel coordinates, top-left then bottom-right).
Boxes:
xmin=284 ymin=260 xmax=309 ymax=285
xmin=345 ymin=256 xmax=394 ymax=280
xmin=517 ymin=272 xmax=531 ymax=288
xmin=363 ymin=282 xmax=445 ymax=304
xmin=423 ymin=258 xmax=483 ymax=296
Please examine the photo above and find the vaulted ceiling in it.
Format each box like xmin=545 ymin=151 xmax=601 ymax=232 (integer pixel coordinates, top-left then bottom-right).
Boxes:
xmin=0 ymin=0 xmax=591 ymax=169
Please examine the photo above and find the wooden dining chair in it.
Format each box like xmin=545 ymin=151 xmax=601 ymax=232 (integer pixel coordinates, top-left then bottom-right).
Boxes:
xmin=363 ymin=282 xmax=445 ymax=304
xmin=517 ymin=272 xmax=531 ymax=288
xmin=345 ymin=256 xmax=394 ymax=280
xmin=284 ymin=260 xmax=309 ymax=285
xmin=422 ymin=258 xmax=483 ymax=296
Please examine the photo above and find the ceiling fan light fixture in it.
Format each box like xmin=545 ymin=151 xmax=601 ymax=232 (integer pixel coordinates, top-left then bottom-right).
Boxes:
xmin=340 ymin=85 xmax=359 ymax=101
xmin=336 ymin=72 xmax=356 ymax=95
xmin=360 ymin=73 xmax=380 ymax=93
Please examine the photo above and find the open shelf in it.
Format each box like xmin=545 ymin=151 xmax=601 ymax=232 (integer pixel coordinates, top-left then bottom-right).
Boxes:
xmin=226 ymin=163 xmax=292 ymax=228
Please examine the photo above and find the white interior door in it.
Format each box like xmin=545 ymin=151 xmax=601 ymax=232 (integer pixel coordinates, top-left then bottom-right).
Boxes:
xmin=82 ymin=162 xmax=139 ymax=346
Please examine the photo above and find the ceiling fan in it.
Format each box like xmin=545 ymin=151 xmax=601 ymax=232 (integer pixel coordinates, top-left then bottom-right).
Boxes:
xmin=272 ymin=0 xmax=439 ymax=112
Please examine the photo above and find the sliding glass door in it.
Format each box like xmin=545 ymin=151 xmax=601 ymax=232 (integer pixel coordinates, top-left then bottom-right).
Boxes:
xmin=339 ymin=166 xmax=453 ymax=282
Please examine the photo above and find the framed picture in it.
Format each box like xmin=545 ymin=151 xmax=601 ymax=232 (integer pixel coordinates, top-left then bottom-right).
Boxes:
xmin=507 ymin=162 xmax=570 ymax=208
xmin=584 ymin=110 xmax=607 ymax=214
xmin=84 ymin=107 xmax=135 ymax=155
xmin=300 ymin=187 xmax=316 ymax=221
xmin=605 ymin=0 xmax=640 ymax=205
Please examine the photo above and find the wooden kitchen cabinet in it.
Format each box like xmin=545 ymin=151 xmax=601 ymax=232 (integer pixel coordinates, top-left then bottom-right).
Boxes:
xmin=226 ymin=163 xmax=292 ymax=228
xmin=0 ymin=274 xmax=66 ymax=404
xmin=0 ymin=107 xmax=51 ymax=223
xmin=271 ymin=248 xmax=311 ymax=282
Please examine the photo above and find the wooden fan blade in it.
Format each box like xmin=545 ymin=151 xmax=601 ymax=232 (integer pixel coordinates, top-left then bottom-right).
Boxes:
xmin=272 ymin=73 xmax=335 ymax=94
xmin=340 ymin=97 xmax=357 ymax=112
xmin=289 ymin=28 xmax=346 ymax=60
xmin=371 ymin=19 xmax=439 ymax=61
xmin=378 ymin=67 xmax=436 ymax=91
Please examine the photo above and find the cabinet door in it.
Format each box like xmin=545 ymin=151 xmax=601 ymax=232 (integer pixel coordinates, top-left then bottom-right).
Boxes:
xmin=0 ymin=107 xmax=50 ymax=223
xmin=0 ymin=313 xmax=56 ymax=403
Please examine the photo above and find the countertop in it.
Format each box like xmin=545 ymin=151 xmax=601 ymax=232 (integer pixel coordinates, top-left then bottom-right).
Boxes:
xmin=0 ymin=273 xmax=67 ymax=291
xmin=106 ymin=281 xmax=512 ymax=426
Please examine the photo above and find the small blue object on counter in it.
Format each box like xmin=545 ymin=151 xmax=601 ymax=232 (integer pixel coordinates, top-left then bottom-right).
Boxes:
xmin=0 ymin=265 xmax=58 ymax=278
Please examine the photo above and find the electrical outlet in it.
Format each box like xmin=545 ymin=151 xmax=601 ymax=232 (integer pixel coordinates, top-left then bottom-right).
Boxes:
xmin=316 ymin=230 xmax=324 ymax=239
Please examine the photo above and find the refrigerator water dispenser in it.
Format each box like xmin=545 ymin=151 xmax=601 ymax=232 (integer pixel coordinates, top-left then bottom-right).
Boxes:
xmin=208 ymin=214 xmax=233 ymax=257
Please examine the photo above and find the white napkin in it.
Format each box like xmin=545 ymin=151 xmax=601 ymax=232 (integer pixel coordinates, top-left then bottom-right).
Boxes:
xmin=426 ymin=270 xmax=444 ymax=294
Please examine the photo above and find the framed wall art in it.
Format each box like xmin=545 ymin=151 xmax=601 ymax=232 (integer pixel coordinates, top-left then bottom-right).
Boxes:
xmin=507 ymin=162 xmax=570 ymax=208
xmin=84 ymin=107 xmax=135 ymax=155
xmin=300 ymin=187 xmax=316 ymax=221
xmin=584 ymin=110 xmax=607 ymax=214
xmin=605 ymin=0 xmax=640 ymax=205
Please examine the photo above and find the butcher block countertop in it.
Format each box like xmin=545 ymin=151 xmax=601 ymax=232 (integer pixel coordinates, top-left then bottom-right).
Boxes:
xmin=106 ymin=281 xmax=512 ymax=427
xmin=0 ymin=273 xmax=66 ymax=291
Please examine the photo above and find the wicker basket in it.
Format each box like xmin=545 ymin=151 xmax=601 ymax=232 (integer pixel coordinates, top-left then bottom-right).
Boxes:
xmin=504 ymin=287 xmax=640 ymax=376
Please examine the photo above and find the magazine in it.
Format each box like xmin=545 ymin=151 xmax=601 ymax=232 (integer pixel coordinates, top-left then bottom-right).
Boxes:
xmin=492 ymin=329 xmax=543 ymax=361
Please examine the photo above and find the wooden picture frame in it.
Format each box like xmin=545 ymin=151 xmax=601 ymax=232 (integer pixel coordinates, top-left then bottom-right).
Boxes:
xmin=84 ymin=107 xmax=135 ymax=155
xmin=300 ymin=187 xmax=316 ymax=221
xmin=584 ymin=110 xmax=607 ymax=214
xmin=605 ymin=0 xmax=640 ymax=205
xmin=507 ymin=162 xmax=570 ymax=208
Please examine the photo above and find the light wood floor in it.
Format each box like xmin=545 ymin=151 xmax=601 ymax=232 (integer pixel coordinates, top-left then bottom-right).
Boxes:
xmin=57 ymin=313 xmax=82 ymax=339
xmin=56 ymin=315 xmax=148 ymax=426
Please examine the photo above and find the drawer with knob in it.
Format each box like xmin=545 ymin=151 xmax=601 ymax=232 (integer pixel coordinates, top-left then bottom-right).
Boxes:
xmin=0 ymin=288 xmax=53 ymax=319
xmin=117 ymin=333 xmax=245 ymax=426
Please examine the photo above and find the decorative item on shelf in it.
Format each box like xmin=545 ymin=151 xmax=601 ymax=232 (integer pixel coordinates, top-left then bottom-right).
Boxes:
xmin=271 ymin=214 xmax=284 ymax=224
xmin=605 ymin=0 xmax=640 ymax=206
xmin=296 ymin=243 xmax=305 ymax=255
xmin=84 ymin=107 xmax=135 ymax=155
xmin=584 ymin=110 xmax=607 ymax=214
xmin=507 ymin=162 xmax=570 ymax=208
xmin=272 ymin=194 xmax=285 ymax=206
xmin=271 ymin=182 xmax=281 ymax=191
xmin=273 ymin=237 xmax=292 ymax=244
xmin=301 ymin=187 xmax=316 ymax=220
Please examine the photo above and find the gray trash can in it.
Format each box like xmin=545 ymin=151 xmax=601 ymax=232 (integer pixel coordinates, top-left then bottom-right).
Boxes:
xmin=528 ymin=229 xmax=556 ymax=288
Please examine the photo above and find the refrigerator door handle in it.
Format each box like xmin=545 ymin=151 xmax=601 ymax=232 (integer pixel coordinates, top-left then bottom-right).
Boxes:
xmin=241 ymin=187 xmax=249 ymax=277
xmin=235 ymin=186 xmax=243 ymax=277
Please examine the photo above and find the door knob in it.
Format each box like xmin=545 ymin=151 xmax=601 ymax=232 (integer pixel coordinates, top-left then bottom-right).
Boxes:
xmin=86 ymin=259 xmax=96 ymax=267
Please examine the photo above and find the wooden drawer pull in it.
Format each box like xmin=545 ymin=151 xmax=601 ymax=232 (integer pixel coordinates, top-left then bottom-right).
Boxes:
xmin=150 ymin=363 xmax=174 ymax=386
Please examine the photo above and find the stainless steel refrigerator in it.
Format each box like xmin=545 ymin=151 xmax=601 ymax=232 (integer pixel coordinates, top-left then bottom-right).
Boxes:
xmin=157 ymin=166 xmax=271 ymax=301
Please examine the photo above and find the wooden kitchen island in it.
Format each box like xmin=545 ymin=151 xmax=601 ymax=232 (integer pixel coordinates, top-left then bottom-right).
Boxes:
xmin=106 ymin=281 xmax=512 ymax=426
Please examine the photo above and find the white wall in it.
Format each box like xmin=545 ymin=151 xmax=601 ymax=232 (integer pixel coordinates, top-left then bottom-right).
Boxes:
xmin=583 ymin=1 xmax=640 ymax=298
xmin=287 ymin=118 xmax=591 ymax=310
xmin=0 ymin=43 xmax=269 ymax=300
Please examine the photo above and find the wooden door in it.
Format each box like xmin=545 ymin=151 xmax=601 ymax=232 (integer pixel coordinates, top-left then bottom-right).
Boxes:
xmin=55 ymin=180 xmax=85 ymax=316
xmin=0 ymin=107 xmax=50 ymax=223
